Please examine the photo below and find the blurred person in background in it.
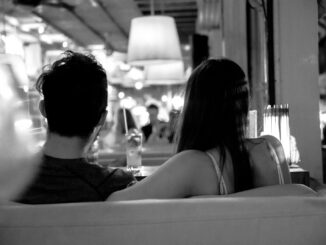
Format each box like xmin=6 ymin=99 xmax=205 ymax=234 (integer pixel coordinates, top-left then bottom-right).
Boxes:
xmin=15 ymin=50 xmax=135 ymax=204
xmin=141 ymin=104 xmax=168 ymax=144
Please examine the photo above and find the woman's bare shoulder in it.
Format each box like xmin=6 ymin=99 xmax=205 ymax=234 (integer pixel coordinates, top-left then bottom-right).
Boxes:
xmin=175 ymin=149 xmax=208 ymax=157
xmin=167 ymin=149 xmax=211 ymax=166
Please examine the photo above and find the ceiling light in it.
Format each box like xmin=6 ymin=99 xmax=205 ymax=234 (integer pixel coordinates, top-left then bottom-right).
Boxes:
xmin=38 ymin=26 xmax=45 ymax=34
xmin=89 ymin=0 xmax=98 ymax=7
xmin=125 ymin=67 xmax=144 ymax=81
xmin=87 ymin=44 xmax=105 ymax=50
xmin=134 ymin=81 xmax=143 ymax=90
xmin=145 ymin=61 xmax=186 ymax=85
xmin=119 ymin=62 xmax=130 ymax=71
xmin=118 ymin=92 xmax=125 ymax=99
xmin=171 ymin=95 xmax=184 ymax=111
xmin=127 ymin=15 xmax=182 ymax=65
xmin=161 ymin=95 xmax=168 ymax=102
xmin=40 ymin=33 xmax=67 ymax=44
xmin=183 ymin=44 xmax=191 ymax=51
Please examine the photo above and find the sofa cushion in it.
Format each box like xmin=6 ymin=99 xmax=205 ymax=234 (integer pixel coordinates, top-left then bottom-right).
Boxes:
xmin=1 ymin=194 xmax=326 ymax=245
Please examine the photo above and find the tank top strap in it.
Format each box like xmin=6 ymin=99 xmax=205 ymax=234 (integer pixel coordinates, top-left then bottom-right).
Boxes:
xmin=206 ymin=149 xmax=229 ymax=195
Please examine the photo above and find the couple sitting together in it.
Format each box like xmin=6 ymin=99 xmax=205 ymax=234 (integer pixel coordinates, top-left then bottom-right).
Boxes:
xmin=15 ymin=50 xmax=306 ymax=204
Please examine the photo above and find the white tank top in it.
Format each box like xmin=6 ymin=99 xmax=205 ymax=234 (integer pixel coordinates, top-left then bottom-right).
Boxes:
xmin=206 ymin=149 xmax=229 ymax=195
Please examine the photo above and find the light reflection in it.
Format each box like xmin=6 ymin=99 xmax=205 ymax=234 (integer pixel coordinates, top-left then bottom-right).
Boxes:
xmin=118 ymin=92 xmax=125 ymax=99
xmin=120 ymin=96 xmax=137 ymax=109
xmin=161 ymin=95 xmax=168 ymax=102
xmin=134 ymin=81 xmax=143 ymax=90
xmin=14 ymin=118 xmax=33 ymax=131
xmin=171 ymin=95 xmax=184 ymax=110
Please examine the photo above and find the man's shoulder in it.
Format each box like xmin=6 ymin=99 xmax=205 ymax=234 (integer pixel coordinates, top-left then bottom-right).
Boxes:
xmin=41 ymin=155 xmax=112 ymax=177
xmin=141 ymin=123 xmax=151 ymax=129
xmin=141 ymin=124 xmax=152 ymax=135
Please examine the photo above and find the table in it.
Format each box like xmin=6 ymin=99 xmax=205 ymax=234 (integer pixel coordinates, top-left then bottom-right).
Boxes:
xmin=289 ymin=165 xmax=310 ymax=187
xmin=116 ymin=166 xmax=158 ymax=181
xmin=117 ymin=165 xmax=310 ymax=186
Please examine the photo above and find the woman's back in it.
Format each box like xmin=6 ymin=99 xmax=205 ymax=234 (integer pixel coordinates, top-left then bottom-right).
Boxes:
xmin=206 ymin=135 xmax=291 ymax=194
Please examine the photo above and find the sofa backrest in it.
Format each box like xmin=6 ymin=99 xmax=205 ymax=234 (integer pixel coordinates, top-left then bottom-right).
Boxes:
xmin=1 ymin=195 xmax=326 ymax=245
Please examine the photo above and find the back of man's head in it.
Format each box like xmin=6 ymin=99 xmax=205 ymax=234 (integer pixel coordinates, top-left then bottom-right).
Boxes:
xmin=36 ymin=50 xmax=108 ymax=138
xmin=147 ymin=104 xmax=158 ymax=111
xmin=147 ymin=104 xmax=159 ymax=123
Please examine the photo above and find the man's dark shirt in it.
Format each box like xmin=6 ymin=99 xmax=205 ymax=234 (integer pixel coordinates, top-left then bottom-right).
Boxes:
xmin=141 ymin=122 xmax=167 ymax=142
xmin=141 ymin=124 xmax=153 ymax=141
xmin=15 ymin=155 xmax=135 ymax=204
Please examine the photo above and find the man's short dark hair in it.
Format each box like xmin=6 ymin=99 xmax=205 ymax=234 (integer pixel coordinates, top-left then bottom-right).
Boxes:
xmin=147 ymin=104 xmax=158 ymax=111
xmin=36 ymin=50 xmax=108 ymax=138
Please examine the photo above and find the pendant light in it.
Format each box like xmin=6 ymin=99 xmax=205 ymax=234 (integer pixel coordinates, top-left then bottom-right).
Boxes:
xmin=127 ymin=0 xmax=182 ymax=65
xmin=145 ymin=61 xmax=186 ymax=85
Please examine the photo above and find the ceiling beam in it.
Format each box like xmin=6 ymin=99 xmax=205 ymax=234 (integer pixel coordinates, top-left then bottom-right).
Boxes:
xmin=32 ymin=10 xmax=86 ymax=47
xmin=57 ymin=3 xmax=114 ymax=50
xmin=176 ymin=22 xmax=196 ymax=26
xmin=319 ymin=19 xmax=326 ymax=30
xmin=137 ymin=5 xmax=197 ymax=11
xmin=174 ymin=17 xmax=196 ymax=21
xmin=142 ymin=11 xmax=196 ymax=17
xmin=177 ymin=27 xmax=195 ymax=30
xmin=94 ymin=0 xmax=128 ymax=38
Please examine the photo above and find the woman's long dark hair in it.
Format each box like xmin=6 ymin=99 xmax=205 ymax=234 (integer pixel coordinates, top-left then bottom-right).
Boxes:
xmin=176 ymin=58 xmax=253 ymax=192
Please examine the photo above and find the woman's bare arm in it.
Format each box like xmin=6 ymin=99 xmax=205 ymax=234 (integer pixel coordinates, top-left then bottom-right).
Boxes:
xmin=107 ymin=150 xmax=219 ymax=201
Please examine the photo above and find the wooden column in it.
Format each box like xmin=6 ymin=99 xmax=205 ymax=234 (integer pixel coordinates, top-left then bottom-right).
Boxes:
xmin=274 ymin=0 xmax=322 ymax=181
xmin=221 ymin=0 xmax=248 ymax=75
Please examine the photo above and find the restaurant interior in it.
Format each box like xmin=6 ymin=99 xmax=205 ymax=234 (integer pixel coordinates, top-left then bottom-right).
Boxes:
xmin=1 ymin=0 xmax=326 ymax=244
xmin=0 ymin=0 xmax=323 ymax=182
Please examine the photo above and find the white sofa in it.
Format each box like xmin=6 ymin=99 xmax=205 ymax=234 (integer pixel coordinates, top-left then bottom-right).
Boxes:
xmin=1 ymin=184 xmax=326 ymax=245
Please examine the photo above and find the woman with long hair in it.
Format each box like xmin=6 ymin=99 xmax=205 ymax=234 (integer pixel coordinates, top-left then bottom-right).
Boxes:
xmin=108 ymin=58 xmax=291 ymax=200
xmin=102 ymin=107 xmax=138 ymax=149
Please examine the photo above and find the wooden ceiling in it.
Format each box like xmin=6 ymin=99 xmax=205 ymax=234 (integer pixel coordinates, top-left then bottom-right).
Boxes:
xmin=7 ymin=0 xmax=199 ymax=52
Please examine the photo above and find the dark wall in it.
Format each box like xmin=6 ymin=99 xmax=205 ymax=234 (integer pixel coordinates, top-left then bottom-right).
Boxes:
xmin=191 ymin=34 xmax=209 ymax=69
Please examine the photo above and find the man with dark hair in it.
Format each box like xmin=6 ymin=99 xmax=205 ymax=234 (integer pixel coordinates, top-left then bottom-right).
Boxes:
xmin=141 ymin=104 xmax=168 ymax=143
xmin=16 ymin=51 xmax=135 ymax=204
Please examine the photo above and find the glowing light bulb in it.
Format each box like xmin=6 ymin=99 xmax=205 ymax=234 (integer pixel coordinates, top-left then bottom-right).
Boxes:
xmin=118 ymin=92 xmax=125 ymax=99
xmin=135 ymin=81 xmax=143 ymax=90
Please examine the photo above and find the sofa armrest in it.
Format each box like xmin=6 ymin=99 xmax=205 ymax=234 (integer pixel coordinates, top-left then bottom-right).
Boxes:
xmin=191 ymin=184 xmax=317 ymax=199
xmin=229 ymin=184 xmax=317 ymax=197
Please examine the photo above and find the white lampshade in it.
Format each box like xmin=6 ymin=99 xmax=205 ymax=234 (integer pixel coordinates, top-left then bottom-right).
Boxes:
xmin=145 ymin=61 xmax=186 ymax=85
xmin=127 ymin=16 xmax=182 ymax=65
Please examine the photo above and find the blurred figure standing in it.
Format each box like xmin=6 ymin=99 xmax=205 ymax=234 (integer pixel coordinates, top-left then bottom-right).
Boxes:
xmin=141 ymin=104 xmax=168 ymax=144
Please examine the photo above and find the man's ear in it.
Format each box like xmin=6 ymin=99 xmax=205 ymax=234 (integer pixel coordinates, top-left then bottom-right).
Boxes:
xmin=39 ymin=100 xmax=46 ymax=118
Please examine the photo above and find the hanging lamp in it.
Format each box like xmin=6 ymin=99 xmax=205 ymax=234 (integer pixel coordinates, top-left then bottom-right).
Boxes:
xmin=127 ymin=0 xmax=182 ymax=65
xmin=145 ymin=61 xmax=186 ymax=85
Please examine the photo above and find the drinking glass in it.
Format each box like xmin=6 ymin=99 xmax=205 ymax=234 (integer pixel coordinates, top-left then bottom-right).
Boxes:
xmin=126 ymin=131 xmax=142 ymax=173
